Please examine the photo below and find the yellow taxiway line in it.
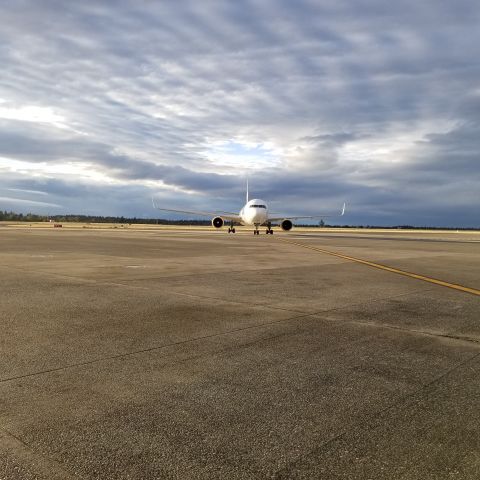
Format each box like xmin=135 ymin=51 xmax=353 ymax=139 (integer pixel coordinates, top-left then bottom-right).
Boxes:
xmin=278 ymin=238 xmax=480 ymax=297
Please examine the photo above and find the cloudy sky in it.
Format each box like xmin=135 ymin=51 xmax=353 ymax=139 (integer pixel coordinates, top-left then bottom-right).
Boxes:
xmin=1 ymin=0 xmax=479 ymax=226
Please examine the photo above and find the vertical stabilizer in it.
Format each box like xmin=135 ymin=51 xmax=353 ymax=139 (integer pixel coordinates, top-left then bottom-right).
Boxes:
xmin=246 ymin=177 xmax=249 ymax=203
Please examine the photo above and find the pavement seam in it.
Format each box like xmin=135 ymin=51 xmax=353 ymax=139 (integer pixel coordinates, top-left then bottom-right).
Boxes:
xmin=0 ymin=259 xmax=340 ymax=283
xmin=0 ymin=310 xmax=326 ymax=384
xmin=0 ymin=287 xmax=448 ymax=385
xmin=272 ymin=348 xmax=480 ymax=479
xmin=103 ymin=281 xmax=307 ymax=314
xmin=0 ymin=253 xmax=438 ymax=317
xmin=4 ymin=259 xmax=433 ymax=317
xmin=0 ymin=263 xmax=305 ymax=315
xmin=0 ymin=427 xmax=84 ymax=480
xmin=2 ymin=314 xmax=477 ymax=479
xmin=347 ymin=321 xmax=480 ymax=346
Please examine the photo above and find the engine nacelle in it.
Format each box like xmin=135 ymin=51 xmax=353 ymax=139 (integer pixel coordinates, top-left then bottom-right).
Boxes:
xmin=212 ymin=216 xmax=224 ymax=229
xmin=280 ymin=219 xmax=293 ymax=231
xmin=280 ymin=219 xmax=293 ymax=232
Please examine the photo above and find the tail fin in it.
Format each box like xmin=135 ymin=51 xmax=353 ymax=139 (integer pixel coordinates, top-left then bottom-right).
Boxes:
xmin=246 ymin=177 xmax=249 ymax=203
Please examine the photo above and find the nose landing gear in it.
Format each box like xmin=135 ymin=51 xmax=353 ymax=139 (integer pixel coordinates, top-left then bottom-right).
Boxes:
xmin=228 ymin=221 xmax=236 ymax=233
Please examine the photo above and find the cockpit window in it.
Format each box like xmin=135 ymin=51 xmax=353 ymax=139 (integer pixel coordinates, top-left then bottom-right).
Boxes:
xmin=250 ymin=205 xmax=266 ymax=208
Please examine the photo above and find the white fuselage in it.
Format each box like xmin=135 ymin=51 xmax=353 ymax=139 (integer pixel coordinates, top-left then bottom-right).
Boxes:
xmin=239 ymin=198 xmax=269 ymax=226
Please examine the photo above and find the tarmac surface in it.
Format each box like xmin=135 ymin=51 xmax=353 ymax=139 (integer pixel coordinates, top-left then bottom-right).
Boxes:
xmin=1 ymin=226 xmax=479 ymax=479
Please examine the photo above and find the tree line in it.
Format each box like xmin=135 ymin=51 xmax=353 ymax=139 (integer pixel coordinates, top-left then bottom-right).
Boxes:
xmin=0 ymin=210 xmax=477 ymax=230
xmin=0 ymin=210 xmax=210 ymax=225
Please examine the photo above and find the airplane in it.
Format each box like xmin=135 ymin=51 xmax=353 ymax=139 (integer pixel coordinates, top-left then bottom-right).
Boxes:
xmin=152 ymin=181 xmax=345 ymax=235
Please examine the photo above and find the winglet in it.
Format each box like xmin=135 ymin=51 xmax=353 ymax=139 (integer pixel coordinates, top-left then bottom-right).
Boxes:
xmin=152 ymin=197 xmax=157 ymax=209
xmin=341 ymin=202 xmax=346 ymax=216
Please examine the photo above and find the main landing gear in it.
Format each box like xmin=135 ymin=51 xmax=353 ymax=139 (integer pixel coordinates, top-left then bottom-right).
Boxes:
xmin=253 ymin=224 xmax=273 ymax=235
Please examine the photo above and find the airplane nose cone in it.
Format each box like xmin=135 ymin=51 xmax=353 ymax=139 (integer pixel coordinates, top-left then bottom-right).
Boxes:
xmin=254 ymin=211 xmax=266 ymax=223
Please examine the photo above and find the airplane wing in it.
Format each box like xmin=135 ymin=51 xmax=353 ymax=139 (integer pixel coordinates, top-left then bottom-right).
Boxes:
xmin=268 ymin=202 xmax=346 ymax=222
xmin=152 ymin=199 xmax=241 ymax=221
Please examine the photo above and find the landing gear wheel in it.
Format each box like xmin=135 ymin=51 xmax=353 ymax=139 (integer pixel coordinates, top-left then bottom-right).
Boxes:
xmin=228 ymin=228 xmax=231 ymax=233
xmin=269 ymin=229 xmax=273 ymax=234
xmin=232 ymin=228 xmax=236 ymax=233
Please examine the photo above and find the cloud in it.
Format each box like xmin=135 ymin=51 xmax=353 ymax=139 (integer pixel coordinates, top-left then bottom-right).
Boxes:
xmin=0 ymin=0 xmax=479 ymax=226
xmin=0 ymin=196 xmax=61 ymax=209
xmin=8 ymin=188 xmax=48 ymax=196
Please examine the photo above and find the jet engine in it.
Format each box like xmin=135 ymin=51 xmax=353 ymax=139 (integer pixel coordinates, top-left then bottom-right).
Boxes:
xmin=280 ymin=219 xmax=293 ymax=231
xmin=212 ymin=216 xmax=224 ymax=228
